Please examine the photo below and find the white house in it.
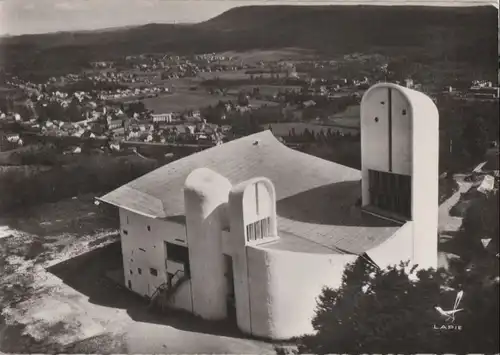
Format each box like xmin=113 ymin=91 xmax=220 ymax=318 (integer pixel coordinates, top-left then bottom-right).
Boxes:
xmin=152 ymin=113 xmax=173 ymax=123
xmin=98 ymin=83 xmax=439 ymax=340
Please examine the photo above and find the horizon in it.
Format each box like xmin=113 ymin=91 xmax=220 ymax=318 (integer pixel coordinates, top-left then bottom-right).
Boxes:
xmin=0 ymin=0 xmax=498 ymax=37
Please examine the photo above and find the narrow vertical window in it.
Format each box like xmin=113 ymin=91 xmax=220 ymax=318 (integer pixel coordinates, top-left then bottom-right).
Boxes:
xmin=255 ymin=183 xmax=259 ymax=216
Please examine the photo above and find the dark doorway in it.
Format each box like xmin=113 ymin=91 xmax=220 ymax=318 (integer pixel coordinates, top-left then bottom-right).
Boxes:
xmin=224 ymin=254 xmax=236 ymax=322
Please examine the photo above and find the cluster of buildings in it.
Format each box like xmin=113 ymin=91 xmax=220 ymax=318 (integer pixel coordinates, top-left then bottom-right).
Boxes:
xmin=122 ymin=53 xmax=244 ymax=79
xmin=123 ymin=116 xmax=231 ymax=147
xmin=99 ymin=86 xmax=169 ymax=101
xmin=442 ymin=80 xmax=499 ymax=100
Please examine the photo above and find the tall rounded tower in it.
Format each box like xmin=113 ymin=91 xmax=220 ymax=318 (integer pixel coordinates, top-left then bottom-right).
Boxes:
xmin=360 ymin=83 xmax=439 ymax=270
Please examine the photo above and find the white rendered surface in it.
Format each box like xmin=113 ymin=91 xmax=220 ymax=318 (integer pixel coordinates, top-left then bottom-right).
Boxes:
xmin=184 ymin=168 xmax=233 ymax=320
xmin=361 ymin=83 xmax=439 ymax=270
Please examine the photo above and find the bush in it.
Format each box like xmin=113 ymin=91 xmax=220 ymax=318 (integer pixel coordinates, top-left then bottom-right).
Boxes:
xmin=298 ymin=258 xmax=499 ymax=354
xmin=439 ymin=177 xmax=460 ymax=204
xmin=0 ymin=154 xmax=158 ymax=213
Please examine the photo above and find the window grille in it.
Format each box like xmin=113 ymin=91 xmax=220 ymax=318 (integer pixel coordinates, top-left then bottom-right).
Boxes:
xmin=369 ymin=169 xmax=411 ymax=219
xmin=246 ymin=217 xmax=272 ymax=242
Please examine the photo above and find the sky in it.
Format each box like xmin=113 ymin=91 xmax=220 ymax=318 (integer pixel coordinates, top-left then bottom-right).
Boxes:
xmin=0 ymin=0 xmax=497 ymax=36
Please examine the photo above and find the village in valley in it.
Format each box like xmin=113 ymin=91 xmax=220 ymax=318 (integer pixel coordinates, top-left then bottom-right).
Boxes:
xmin=0 ymin=3 xmax=499 ymax=354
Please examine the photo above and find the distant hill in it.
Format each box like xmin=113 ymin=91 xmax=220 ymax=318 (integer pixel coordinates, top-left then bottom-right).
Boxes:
xmin=0 ymin=5 xmax=498 ymax=82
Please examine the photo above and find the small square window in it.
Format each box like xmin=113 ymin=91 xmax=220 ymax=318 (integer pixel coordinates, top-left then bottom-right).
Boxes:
xmin=130 ymin=269 xmax=133 ymax=275
xmin=402 ymin=109 xmax=407 ymax=115
xmin=123 ymin=230 xmax=128 ymax=235
xmin=147 ymin=225 xmax=151 ymax=232
xmin=138 ymin=268 xmax=142 ymax=275
xmin=150 ymin=268 xmax=158 ymax=276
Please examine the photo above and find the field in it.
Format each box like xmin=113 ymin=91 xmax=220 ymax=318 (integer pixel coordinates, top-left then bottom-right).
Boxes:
xmin=217 ymin=48 xmax=315 ymax=64
xmin=142 ymin=92 xmax=226 ymax=112
xmin=233 ymin=85 xmax=302 ymax=97
xmin=197 ymin=70 xmax=265 ymax=81
xmin=143 ymin=91 xmax=277 ymax=113
xmin=0 ymin=195 xmax=275 ymax=353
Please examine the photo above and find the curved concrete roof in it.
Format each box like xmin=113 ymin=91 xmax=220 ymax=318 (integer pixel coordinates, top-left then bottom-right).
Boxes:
xmin=101 ymin=131 xmax=400 ymax=254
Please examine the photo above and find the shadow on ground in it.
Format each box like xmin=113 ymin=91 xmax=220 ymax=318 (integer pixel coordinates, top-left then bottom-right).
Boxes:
xmin=47 ymin=242 xmax=252 ymax=342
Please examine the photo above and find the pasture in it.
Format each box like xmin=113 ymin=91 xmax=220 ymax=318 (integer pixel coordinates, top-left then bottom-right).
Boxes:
xmin=234 ymin=85 xmax=302 ymax=97
xmin=217 ymin=48 xmax=315 ymax=63
xmin=142 ymin=91 xmax=276 ymax=113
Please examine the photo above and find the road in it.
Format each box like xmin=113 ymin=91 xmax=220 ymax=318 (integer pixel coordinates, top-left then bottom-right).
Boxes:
xmin=437 ymin=174 xmax=473 ymax=269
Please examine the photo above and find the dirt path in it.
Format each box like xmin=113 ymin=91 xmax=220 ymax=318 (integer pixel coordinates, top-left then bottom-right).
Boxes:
xmin=438 ymin=174 xmax=473 ymax=269
xmin=438 ymin=175 xmax=473 ymax=235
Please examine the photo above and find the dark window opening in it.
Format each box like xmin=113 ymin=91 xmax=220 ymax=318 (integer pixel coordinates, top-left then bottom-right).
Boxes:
xmin=369 ymin=169 xmax=411 ymax=219
xmin=402 ymin=109 xmax=407 ymax=115
xmin=374 ymin=117 xmax=379 ymax=122
xmin=246 ymin=217 xmax=271 ymax=242
xmin=138 ymin=268 xmax=142 ymax=275
xmin=122 ymin=230 xmax=128 ymax=235
xmin=167 ymin=272 xmax=174 ymax=288
xmin=150 ymin=268 xmax=158 ymax=276
xmin=166 ymin=242 xmax=191 ymax=277
xmin=128 ymin=280 xmax=132 ymax=288
xmin=129 ymin=269 xmax=133 ymax=275
xmin=147 ymin=225 xmax=151 ymax=232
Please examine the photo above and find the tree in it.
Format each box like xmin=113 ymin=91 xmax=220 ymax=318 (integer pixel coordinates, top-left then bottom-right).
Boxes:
xmin=462 ymin=116 xmax=489 ymax=165
xmin=66 ymin=100 xmax=83 ymax=122
xmin=238 ymin=92 xmax=250 ymax=107
xmin=299 ymin=257 xmax=499 ymax=354
xmin=46 ymin=101 xmax=65 ymax=121
xmin=303 ymin=128 xmax=312 ymax=141
xmin=459 ymin=191 xmax=499 ymax=259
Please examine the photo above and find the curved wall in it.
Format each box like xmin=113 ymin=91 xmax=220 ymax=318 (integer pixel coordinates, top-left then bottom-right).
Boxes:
xmin=246 ymin=245 xmax=357 ymax=340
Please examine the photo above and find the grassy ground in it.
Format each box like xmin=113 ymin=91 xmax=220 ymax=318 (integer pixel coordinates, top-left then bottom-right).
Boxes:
xmin=198 ymin=71 xmax=276 ymax=81
xmin=218 ymin=48 xmax=315 ymax=64
xmin=143 ymin=92 xmax=227 ymax=112
xmin=232 ymin=85 xmax=302 ymax=97
xmin=143 ymin=91 xmax=276 ymax=113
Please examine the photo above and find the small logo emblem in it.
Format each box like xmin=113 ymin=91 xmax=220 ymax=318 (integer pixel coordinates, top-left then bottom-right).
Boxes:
xmin=435 ymin=290 xmax=464 ymax=323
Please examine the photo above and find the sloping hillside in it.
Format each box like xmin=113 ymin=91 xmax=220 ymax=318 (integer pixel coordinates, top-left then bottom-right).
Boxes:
xmin=0 ymin=5 xmax=497 ymax=81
